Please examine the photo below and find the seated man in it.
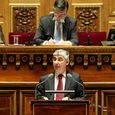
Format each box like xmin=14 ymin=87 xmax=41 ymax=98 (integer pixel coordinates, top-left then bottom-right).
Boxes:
xmin=33 ymin=0 xmax=78 ymax=45
xmin=35 ymin=49 xmax=86 ymax=100
xmin=0 ymin=25 xmax=5 ymax=44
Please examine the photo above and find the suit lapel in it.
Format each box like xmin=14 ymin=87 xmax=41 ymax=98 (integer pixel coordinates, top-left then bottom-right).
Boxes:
xmin=63 ymin=24 xmax=67 ymax=41
xmin=49 ymin=76 xmax=54 ymax=90
xmin=65 ymin=75 xmax=72 ymax=90
xmin=64 ymin=72 xmax=72 ymax=97
xmin=48 ymin=75 xmax=55 ymax=100
xmin=63 ymin=17 xmax=70 ymax=41
xmin=48 ymin=15 xmax=55 ymax=37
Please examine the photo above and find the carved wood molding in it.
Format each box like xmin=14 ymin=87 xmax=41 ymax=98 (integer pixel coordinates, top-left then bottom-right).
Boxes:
xmin=72 ymin=3 xmax=103 ymax=31
xmin=9 ymin=3 xmax=40 ymax=32
xmin=0 ymin=46 xmax=114 ymax=70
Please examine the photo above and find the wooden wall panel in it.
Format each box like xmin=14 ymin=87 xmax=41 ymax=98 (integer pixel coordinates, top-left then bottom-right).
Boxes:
xmin=20 ymin=90 xmax=35 ymax=115
xmin=101 ymin=90 xmax=115 ymax=115
xmin=0 ymin=64 xmax=115 ymax=82
xmin=0 ymin=82 xmax=114 ymax=115
xmin=0 ymin=90 xmax=16 ymax=115
xmin=87 ymin=90 xmax=98 ymax=115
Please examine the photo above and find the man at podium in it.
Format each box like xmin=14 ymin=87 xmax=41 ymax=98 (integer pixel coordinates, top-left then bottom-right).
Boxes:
xmin=33 ymin=0 xmax=78 ymax=45
xmin=35 ymin=49 xmax=86 ymax=100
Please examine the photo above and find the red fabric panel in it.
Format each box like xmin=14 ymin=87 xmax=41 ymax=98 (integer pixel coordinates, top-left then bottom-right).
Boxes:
xmin=9 ymin=32 xmax=35 ymax=44
xmin=78 ymin=32 xmax=107 ymax=45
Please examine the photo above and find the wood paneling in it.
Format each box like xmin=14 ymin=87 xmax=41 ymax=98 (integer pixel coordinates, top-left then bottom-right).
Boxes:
xmin=87 ymin=90 xmax=98 ymax=115
xmin=101 ymin=90 xmax=115 ymax=115
xmin=0 ymin=90 xmax=16 ymax=115
xmin=0 ymin=83 xmax=114 ymax=115
xmin=20 ymin=90 xmax=35 ymax=115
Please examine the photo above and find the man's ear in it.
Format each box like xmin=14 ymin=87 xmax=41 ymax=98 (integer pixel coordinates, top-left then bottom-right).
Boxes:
xmin=66 ymin=60 xmax=69 ymax=65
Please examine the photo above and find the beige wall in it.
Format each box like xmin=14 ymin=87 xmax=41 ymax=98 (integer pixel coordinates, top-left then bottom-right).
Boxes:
xmin=0 ymin=0 xmax=115 ymax=44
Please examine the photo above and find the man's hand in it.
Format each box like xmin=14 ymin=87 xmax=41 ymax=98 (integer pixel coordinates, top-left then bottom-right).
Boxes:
xmin=56 ymin=41 xmax=72 ymax=46
xmin=42 ymin=39 xmax=55 ymax=45
xmin=47 ymin=39 xmax=55 ymax=45
xmin=42 ymin=96 xmax=49 ymax=100
xmin=62 ymin=97 xmax=71 ymax=100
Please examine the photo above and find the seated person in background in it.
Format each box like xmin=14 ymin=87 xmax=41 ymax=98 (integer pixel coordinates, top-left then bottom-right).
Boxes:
xmin=35 ymin=49 xmax=86 ymax=100
xmin=33 ymin=0 xmax=78 ymax=46
xmin=0 ymin=25 xmax=5 ymax=44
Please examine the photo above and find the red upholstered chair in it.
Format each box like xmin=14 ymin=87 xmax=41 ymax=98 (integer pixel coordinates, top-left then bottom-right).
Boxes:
xmin=78 ymin=32 xmax=107 ymax=46
xmin=9 ymin=32 xmax=35 ymax=45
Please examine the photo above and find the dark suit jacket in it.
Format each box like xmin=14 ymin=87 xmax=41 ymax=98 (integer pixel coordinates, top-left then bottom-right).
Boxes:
xmin=35 ymin=71 xmax=86 ymax=100
xmin=33 ymin=14 xmax=78 ymax=45
xmin=0 ymin=25 xmax=5 ymax=44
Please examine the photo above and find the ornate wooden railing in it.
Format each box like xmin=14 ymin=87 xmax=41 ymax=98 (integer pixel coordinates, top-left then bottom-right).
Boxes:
xmin=0 ymin=45 xmax=114 ymax=70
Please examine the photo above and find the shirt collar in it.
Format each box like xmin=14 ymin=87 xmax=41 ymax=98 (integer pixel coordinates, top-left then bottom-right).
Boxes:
xmin=55 ymin=71 xmax=66 ymax=79
xmin=53 ymin=16 xmax=65 ymax=23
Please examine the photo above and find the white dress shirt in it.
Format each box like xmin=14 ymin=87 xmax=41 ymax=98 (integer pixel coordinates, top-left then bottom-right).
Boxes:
xmin=54 ymin=72 xmax=66 ymax=100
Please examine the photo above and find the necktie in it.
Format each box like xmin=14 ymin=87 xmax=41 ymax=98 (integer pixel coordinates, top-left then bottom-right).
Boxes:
xmin=54 ymin=22 xmax=61 ymax=42
xmin=56 ymin=74 xmax=64 ymax=100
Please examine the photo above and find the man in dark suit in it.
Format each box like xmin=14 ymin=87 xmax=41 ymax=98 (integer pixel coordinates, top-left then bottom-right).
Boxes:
xmin=35 ymin=49 xmax=86 ymax=100
xmin=33 ymin=0 xmax=78 ymax=45
xmin=0 ymin=25 xmax=5 ymax=44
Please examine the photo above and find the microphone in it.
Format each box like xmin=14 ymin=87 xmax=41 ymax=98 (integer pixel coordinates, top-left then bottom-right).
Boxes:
xmin=85 ymin=34 xmax=92 ymax=46
xmin=67 ymin=73 xmax=86 ymax=98
xmin=36 ymin=73 xmax=53 ymax=87
xmin=35 ymin=73 xmax=53 ymax=99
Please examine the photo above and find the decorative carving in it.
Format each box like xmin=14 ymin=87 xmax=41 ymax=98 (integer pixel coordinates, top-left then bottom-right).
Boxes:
xmin=8 ymin=55 xmax=15 ymax=63
xmin=84 ymin=54 xmax=88 ymax=69
xmin=76 ymin=7 xmax=99 ymax=31
xmin=35 ymin=55 xmax=41 ymax=63
xmin=0 ymin=46 xmax=114 ymax=70
xmin=111 ymin=54 xmax=115 ymax=69
xmin=2 ymin=54 xmax=7 ymax=69
xmin=89 ymin=55 xmax=96 ymax=64
xmin=16 ymin=54 xmax=20 ymax=70
xmin=69 ymin=54 xmax=74 ymax=69
xmin=97 ymin=55 xmax=102 ymax=70
xmin=42 ymin=54 xmax=47 ymax=69
xmin=48 ymin=56 xmax=53 ymax=63
xmin=13 ymin=7 xmax=36 ymax=32
xmin=21 ymin=55 xmax=28 ymax=63
xmin=103 ymin=55 xmax=110 ymax=63
xmin=75 ymin=56 xmax=83 ymax=63
xmin=29 ymin=54 xmax=34 ymax=69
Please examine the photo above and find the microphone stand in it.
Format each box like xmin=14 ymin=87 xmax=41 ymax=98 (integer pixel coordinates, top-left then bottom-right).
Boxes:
xmin=86 ymin=34 xmax=91 ymax=46
xmin=85 ymin=30 xmax=93 ymax=46
xmin=25 ymin=34 xmax=33 ymax=46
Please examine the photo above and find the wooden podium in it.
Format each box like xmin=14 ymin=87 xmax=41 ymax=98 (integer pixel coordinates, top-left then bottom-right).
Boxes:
xmin=31 ymin=100 xmax=89 ymax=115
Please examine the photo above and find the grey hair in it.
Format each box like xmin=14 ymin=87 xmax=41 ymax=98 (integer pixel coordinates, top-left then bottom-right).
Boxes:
xmin=53 ymin=49 xmax=69 ymax=60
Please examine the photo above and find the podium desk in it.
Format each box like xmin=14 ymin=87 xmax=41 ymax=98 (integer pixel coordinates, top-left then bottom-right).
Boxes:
xmin=31 ymin=100 xmax=89 ymax=115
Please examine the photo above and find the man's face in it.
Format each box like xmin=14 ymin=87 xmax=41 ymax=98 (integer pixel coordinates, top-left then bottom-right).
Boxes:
xmin=53 ymin=55 xmax=69 ymax=75
xmin=54 ymin=8 xmax=67 ymax=22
